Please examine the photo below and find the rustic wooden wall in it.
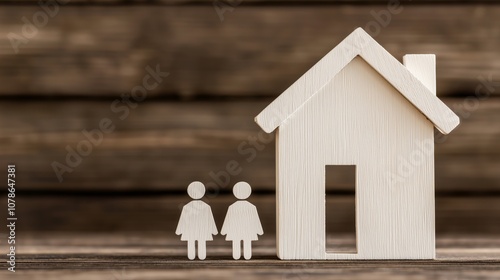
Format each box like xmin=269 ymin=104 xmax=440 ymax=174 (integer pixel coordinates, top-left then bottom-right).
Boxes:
xmin=0 ymin=0 xmax=499 ymax=237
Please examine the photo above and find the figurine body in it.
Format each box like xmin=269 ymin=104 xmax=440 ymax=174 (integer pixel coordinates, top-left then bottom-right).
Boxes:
xmin=221 ymin=182 xmax=263 ymax=260
xmin=176 ymin=182 xmax=218 ymax=260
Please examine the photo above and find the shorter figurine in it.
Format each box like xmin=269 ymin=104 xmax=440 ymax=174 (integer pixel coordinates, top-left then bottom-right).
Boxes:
xmin=176 ymin=181 xmax=218 ymax=260
xmin=221 ymin=182 xmax=264 ymax=260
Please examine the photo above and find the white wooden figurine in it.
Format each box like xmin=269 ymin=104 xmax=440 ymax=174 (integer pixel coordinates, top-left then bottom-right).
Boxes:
xmin=176 ymin=181 xmax=218 ymax=260
xmin=254 ymin=28 xmax=460 ymax=260
xmin=221 ymin=182 xmax=263 ymax=260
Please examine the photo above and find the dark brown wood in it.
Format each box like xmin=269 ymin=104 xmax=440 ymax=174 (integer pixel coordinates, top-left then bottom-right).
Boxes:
xmin=0 ymin=5 xmax=498 ymax=97
xmin=6 ymin=0 xmax=500 ymax=4
xmin=0 ymin=98 xmax=498 ymax=192
xmin=3 ymin=258 xmax=500 ymax=280
xmin=0 ymin=2 xmax=497 ymax=278
xmin=10 ymin=194 xmax=500 ymax=234
xmin=3 ymin=190 xmax=500 ymax=276
xmin=1 ymin=233 xmax=500 ymax=279
xmin=6 ymin=194 xmax=500 ymax=278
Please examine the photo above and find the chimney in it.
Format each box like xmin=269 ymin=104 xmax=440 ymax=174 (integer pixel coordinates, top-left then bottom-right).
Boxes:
xmin=403 ymin=54 xmax=436 ymax=96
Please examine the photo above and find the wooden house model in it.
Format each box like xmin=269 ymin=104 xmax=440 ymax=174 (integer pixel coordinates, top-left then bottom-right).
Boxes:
xmin=255 ymin=28 xmax=460 ymax=260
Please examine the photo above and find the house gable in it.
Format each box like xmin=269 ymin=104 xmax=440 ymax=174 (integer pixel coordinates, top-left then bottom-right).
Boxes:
xmin=255 ymin=28 xmax=460 ymax=135
xmin=273 ymin=56 xmax=438 ymax=260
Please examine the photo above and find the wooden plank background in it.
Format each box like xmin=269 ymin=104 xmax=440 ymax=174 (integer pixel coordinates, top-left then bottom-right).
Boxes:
xmin=0 ymin=1 xmax=499 ymax=278
xmin=0 ymin=4 xmax=498 ymax=97
xmin=0 ymin=98 xmax=498 ymax=192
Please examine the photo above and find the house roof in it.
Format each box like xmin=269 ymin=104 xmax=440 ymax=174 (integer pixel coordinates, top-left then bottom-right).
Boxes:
xmin=254 ymin=28 xmax=460 ymax=135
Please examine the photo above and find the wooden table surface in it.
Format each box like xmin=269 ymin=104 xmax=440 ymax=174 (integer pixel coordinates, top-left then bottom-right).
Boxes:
xmin=1 ymin=233 xmax=499 ymax=279
xmin=1 ymin=193 xmax=500 ymax=279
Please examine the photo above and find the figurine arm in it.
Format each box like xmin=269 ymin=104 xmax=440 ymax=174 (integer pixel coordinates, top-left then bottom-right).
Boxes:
xmin=254 ymin=206 xmax=264 ymax=235
xmin=209 ymin=207 xmax=218 ymax=235
xmin=220 ymin=206 xmax=231 ymax=236
xmin=175 ymin=206 xmax=186 ymax=235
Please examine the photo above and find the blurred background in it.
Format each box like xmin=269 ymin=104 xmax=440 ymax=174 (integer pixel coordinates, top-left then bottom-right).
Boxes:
xmin=0 ymin=0 xmax=499 ymax=257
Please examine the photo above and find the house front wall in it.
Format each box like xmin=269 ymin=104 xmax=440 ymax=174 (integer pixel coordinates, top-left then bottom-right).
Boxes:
xmin=276 ymin=56 xmax=435 ymax=259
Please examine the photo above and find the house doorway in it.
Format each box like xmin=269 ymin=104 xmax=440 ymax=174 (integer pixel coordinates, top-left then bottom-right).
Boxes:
xmin=325 ymin=165 xmax=357 ymax=253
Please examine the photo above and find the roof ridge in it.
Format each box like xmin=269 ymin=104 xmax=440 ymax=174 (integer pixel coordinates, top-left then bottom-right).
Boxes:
xmin=255 ymin=28 xmax=459 ymax=134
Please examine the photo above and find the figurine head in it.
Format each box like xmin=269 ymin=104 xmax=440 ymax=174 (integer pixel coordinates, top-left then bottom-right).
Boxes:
xmin=233 ymin=181 xmax=251 ymax=200
xmin=187 ymin=181 xmax=205 ymax=199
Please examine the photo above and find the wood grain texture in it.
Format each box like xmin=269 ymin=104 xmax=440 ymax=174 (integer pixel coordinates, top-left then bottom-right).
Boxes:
xmin=220 ymin=182 xmax=264 ymax=260
xmin=0 ymin=5 xmax=498 ymax=97
xmin=0 ymin=1 xmax=496 ymax=275
xmin=3 ymin=195 xmax=500 ymax=278
xmin=0 ymin=98 xmax=498 ymax=192
xmin=255 ymin=29 xmax=458 ymax=134
xmin=269 ymin=51 xmax=443 ymax=259
xmin=6 ymin=0 xmax=500 ymax=4
xmin=3 ymin=257 xmax=500 ymax=280
xmin=404 ymin=54 xmax=436 ymax=95
xmin=2 ymin=233 xmax=500 ymax=279
xmin=176 ymin=181 xmax=219 ymax=260
xmin=9 ymin=194 xmax=500 ymax=234
xmin=3 ymin=188 xmax=500 ymax=280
